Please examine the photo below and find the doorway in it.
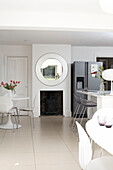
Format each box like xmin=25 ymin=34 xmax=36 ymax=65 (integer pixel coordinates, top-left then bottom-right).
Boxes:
xmin=96 ymin=57 xmax=113 ymax=90
xmin=6 ymin=56 xmax=28 ymax=114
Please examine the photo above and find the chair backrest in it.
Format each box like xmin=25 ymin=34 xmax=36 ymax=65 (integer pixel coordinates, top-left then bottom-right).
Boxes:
xmin=80 ymin=98 xmax=97 ymax=108
xmin=76 ymin=121 xmax=92 ymax=170
xmin=74 ymin=95 xmax=81 ymax=104
xmin=33 ymin=95 xmax=38 ymax=108
xmin=80 ymin=97 xmax=88 ymax=104
xmin=0 ymin=96 xmax=13 ymax=113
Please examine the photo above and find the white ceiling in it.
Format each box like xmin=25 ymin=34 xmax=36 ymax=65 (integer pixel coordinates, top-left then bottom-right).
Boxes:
xmin=0 ymin=29 xmax=113 ymax=46
xmin=0 ymin=0 xmax=113 ymax=46
xmin=0 ymin=0 xmax=102 ymax=14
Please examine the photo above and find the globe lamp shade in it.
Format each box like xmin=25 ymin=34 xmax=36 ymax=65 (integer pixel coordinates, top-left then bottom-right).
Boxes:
xmin=102 ymin=69 xmax=113 ymax=95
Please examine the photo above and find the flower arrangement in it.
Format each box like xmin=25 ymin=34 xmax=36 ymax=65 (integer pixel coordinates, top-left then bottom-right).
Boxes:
xmin=95 ymin=66 xmax=104 ymax=94
xmin=94 ymin=66 xmax=104 ymax=81
xmin=90 ymin=66 xmax=104 ymax=94
xmin=90 ymin=66 xmax=104 ymax=80
xmin=0 ymin=80 xmax=20 ymax=92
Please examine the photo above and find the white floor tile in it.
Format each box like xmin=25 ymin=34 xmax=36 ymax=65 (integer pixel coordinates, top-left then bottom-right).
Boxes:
xmin=35 ymin=152 xmax=76 ymax=165
xmin=0 ymin=116 xmax=111 ymax=170
xmin=36 ymin=164 xmax=80 ymax=170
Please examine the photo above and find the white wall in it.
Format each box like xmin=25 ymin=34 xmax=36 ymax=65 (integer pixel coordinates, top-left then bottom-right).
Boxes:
xmin=32 ymin=44 xmax=71 ymax=117
xmin=1 ymin=45 xmax=113 ymax=117
xmin=0 ymin=45 xmax=32 ymax=105
xmin=71 ymin=46 xmax=113 ymax=63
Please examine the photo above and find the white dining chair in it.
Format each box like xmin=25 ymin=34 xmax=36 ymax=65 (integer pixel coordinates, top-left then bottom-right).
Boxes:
xmin=18 ymin=95 xmax=38 ymax=128
xmin=76 ymin=121 xmax=113 ymax=170
xmin=0 ymin=96 xmax=18 ymax=130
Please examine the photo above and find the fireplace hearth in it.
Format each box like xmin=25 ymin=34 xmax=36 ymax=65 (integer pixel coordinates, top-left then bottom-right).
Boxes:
xmin=40 ymin=91 xmax=63 ymax=116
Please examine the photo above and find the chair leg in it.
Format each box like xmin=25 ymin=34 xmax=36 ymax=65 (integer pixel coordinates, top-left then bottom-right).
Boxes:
xmin=100 ymin=148 xmax=103 ymax=157
xmin=73 ymin=104 xmax=79 ymax=117
xmin=1 ymin=113 xmax=4 ymax=124
xmin=15 ymin=107 xmax=20 ymax=128
xmin=91 ymin=139 xmax=95 ymax=159
xmin=91 ymin=138 xmax=103 ymax=159
xmin=11 ymin=113 xmax=15 ymax=133
xmin=72 ymin=104 xmax=81 ymax=129
xmin=13 ymin=122 xmax=15 ymax=133
xmin=31 ymin=110 xmax=35 ymax=128
xmin=74 ymin=106 xmax=85 ymax=127
xmin=13 ymin=110 xmax=18 ymax=129
xmin=80 ymin=107 xmax=86 ymax=125
xmin=69 ymin=104 xmax=79 ymax=127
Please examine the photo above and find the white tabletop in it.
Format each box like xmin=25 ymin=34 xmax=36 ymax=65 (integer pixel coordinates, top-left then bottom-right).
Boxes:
xmin=86 ymin=118 xmax=113 ymax=155
xmin=4 ymin=93 xmax=30 ymax=101
xmin=76 ymin=90 xmax=110 ymax=97
xmin=12 ymin=95 xmax=30 ymax=101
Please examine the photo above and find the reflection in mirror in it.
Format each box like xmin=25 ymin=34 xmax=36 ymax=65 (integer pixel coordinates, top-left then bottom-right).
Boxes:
xmin=41 ymin=59 xmax=63 ymax=80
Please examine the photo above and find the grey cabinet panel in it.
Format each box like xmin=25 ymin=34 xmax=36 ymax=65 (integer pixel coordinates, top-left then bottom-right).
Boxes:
xmin=75 ymin=62 xmax=85 ymax=77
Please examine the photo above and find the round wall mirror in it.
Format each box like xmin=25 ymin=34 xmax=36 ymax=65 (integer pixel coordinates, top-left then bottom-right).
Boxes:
xmin=36 ymin=53 xmax=68 ymax=86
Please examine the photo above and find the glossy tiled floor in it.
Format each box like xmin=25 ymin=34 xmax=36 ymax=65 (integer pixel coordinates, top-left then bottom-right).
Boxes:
xmin=0 ymin=116 xmax=110 ymax=170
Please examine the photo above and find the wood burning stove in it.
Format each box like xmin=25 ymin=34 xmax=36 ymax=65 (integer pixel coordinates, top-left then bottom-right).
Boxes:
xmin=40 ymin=91 xmax=63 ymax=116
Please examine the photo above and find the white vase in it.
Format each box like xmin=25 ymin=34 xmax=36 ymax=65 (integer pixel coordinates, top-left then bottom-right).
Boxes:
xmin=7 ymin=90 xmax=14 ymax=98
xmin=99 ymin=80 xmax=104 ymax=95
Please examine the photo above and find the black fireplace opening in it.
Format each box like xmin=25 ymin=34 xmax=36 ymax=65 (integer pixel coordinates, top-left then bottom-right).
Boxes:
xmin=40 ymin=91 xmax=63 ymax=116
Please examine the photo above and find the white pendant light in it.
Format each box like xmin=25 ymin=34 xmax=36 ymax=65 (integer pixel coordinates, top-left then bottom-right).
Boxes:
xmin=102 ymin=69 xmax=113 ymax=95
xmin=99 ymin=0 xmax=113 ymax=14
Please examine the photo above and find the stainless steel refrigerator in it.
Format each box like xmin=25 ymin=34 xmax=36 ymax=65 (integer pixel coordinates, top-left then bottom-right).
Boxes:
xmin=71 ymin=61 xmax=103 ymax=116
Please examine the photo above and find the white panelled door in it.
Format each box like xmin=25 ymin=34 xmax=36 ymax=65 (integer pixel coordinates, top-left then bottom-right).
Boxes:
xmin=7 ymin=56 xmax=28 ymax=114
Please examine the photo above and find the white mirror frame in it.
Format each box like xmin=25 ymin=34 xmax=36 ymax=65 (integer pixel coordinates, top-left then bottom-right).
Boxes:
xmin=35 ymin=53 xmax=68 ymax=86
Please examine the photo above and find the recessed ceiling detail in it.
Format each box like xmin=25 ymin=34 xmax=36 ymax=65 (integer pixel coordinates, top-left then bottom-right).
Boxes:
xmin=0 ymin=30 xmax=113 ymax=46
